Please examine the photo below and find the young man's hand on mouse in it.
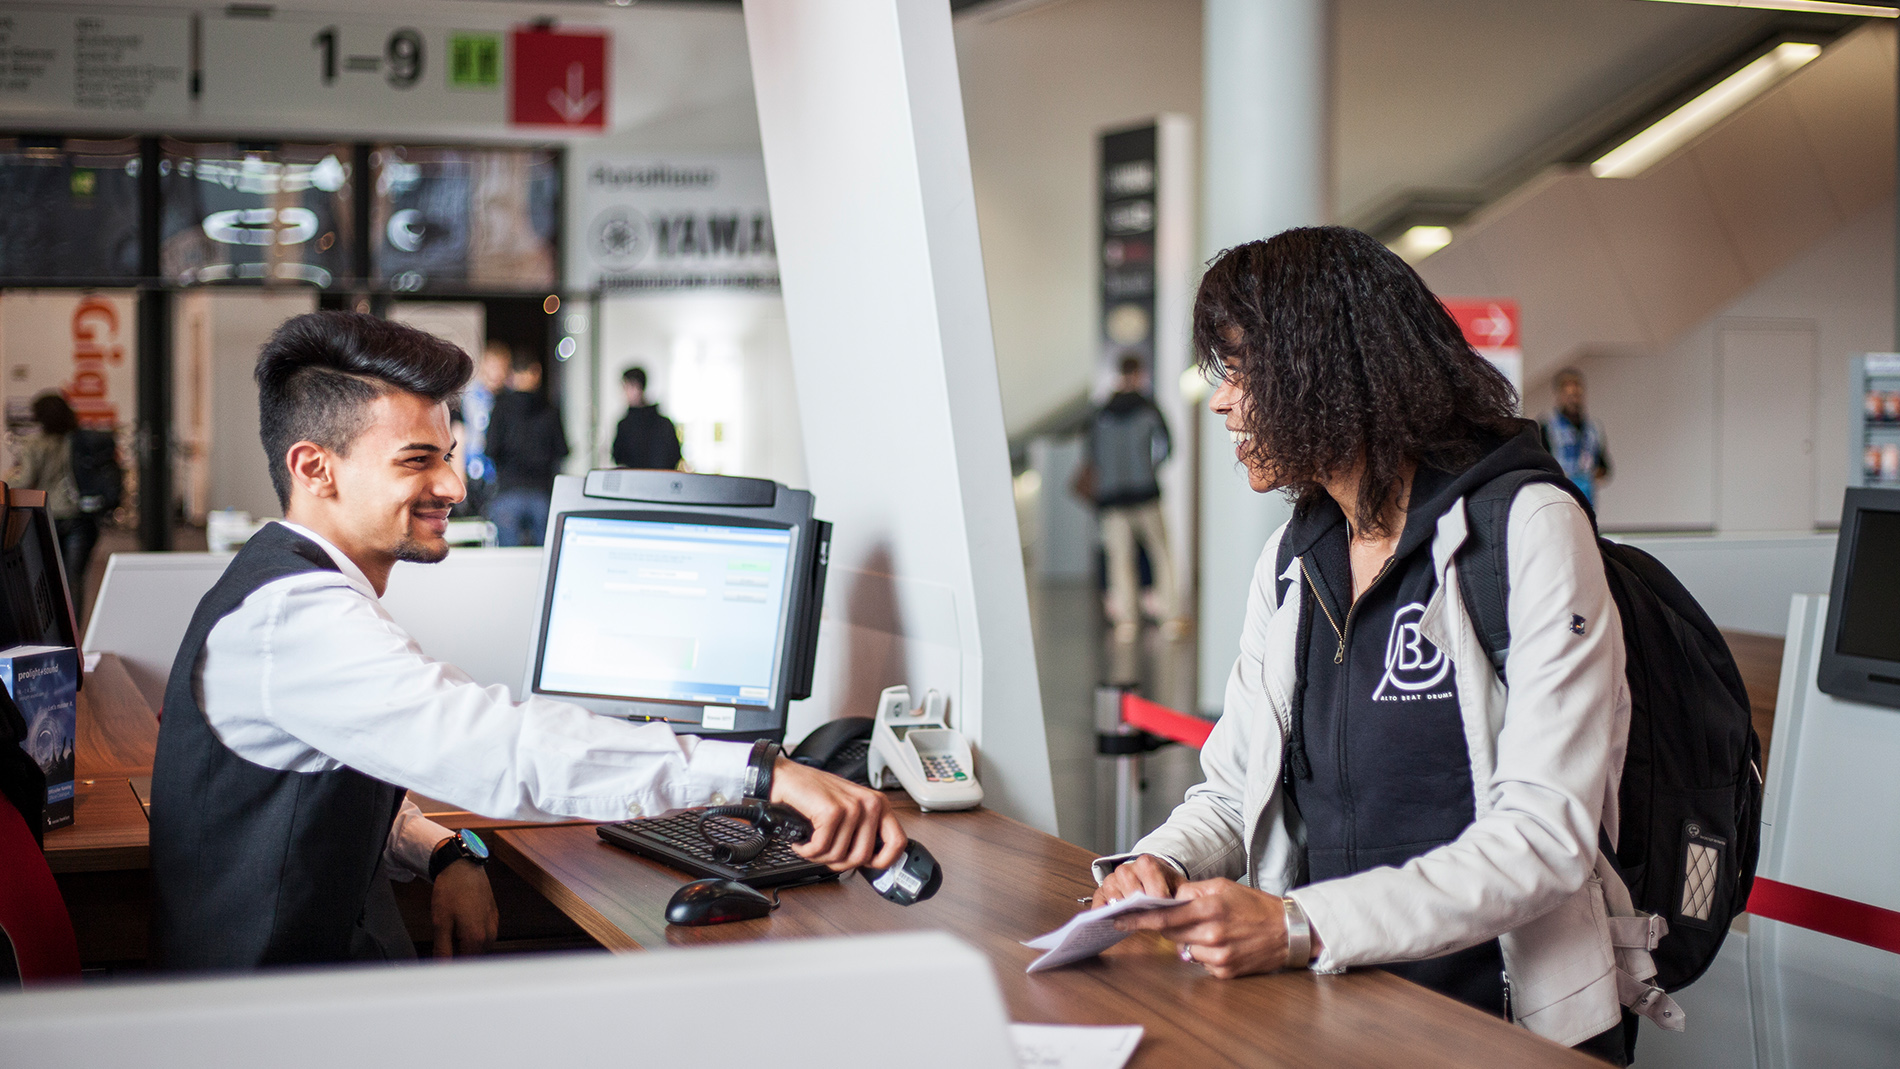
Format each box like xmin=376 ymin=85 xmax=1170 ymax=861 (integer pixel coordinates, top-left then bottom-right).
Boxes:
xmin=770 ymin=759 xmax=907 ymax=872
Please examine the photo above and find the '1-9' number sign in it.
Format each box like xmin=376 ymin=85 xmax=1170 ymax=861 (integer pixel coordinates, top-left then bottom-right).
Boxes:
xmin=311 ymin=26 xmax=423 ymax=89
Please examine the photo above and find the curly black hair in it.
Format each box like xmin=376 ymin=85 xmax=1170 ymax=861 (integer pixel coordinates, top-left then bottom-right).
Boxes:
xmin=1193 ymin=226 xmax=1520 ymax=538
xmin=255 ymin=311 xmax=471 ymax=510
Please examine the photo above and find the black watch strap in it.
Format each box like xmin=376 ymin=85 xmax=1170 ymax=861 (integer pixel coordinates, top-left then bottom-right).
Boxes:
xmin=429 ymin=831 xmax=486 ymax=880
xmin=744 ymin=739 xmax=782 ymax=801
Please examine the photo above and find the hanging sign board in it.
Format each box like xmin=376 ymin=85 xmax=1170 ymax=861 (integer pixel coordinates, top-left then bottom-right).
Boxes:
xmin=1443 ymin=298 xmax=1523 ymax=403
xmin=0 ymin=10 xmax=189 ymax=120
xmin=574 ymin=154 xmax=777 ymax=293
xmin=201 ymin=15 xmax=506 ymax=132
xmin=198 ymin=15 xmax=611 ymax=137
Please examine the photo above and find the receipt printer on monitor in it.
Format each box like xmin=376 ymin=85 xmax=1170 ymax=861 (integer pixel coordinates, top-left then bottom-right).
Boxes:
xmin=522 ymin=471 xmax=830 ymax=743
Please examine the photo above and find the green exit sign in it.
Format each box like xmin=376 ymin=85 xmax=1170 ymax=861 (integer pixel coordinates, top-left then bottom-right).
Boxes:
xmin=448 ymin=32 xmax=501 ymax=89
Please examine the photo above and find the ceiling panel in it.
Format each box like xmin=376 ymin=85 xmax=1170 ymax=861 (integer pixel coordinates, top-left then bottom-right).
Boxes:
xmin=1688 ymin=91 xmax=1846 ymax=281
xmin=1580 ymin=149 xmax=1752 ymax=347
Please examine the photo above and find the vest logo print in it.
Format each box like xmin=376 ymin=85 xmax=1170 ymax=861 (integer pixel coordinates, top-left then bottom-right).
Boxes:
xmin=1373 ymin=603 xmax=1453 ymax=701
xmin=1570 ymin=613 xmax=1588 ymax=635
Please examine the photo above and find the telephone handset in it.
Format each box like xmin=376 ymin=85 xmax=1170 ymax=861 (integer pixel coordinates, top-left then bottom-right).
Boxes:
xmin=867 ymin=685 xmax=984 ymax=812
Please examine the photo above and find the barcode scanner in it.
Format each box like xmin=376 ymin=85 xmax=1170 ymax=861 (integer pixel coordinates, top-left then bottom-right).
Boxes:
xmin=692 ymin=802 xmax=941 ymax=905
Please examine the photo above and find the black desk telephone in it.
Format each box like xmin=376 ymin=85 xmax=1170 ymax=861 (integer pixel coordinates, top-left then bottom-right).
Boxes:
xmin=664 ymin=802 xmax=942 ymax=926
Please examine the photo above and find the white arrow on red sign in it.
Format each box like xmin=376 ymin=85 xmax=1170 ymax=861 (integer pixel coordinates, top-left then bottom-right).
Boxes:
xmin=548 ymin=62 xmax=601 ymax=124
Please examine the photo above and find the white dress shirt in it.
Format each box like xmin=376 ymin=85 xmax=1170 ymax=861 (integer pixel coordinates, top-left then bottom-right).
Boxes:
xmin=195 ymin=521 xmax=752 ymax=881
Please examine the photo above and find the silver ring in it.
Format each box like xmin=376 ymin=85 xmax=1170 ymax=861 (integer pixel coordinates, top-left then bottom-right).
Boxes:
xmin=1179 ymin=944 xmax=1196 ymax=964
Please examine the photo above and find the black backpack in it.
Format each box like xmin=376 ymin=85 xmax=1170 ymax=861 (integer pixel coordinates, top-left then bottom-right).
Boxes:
xmin=68 ymin=429 xmax=122 ymax=515
xmin=1457 ymin=471 xmax=1763 ymax=991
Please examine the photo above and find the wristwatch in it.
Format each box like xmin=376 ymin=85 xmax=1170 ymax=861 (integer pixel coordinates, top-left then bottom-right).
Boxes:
xmin=1282 ymin=895 xmax=1312 ymax=970
xmin=429 ymin=828 xmax=491 ymax=880
xmin=743 ymin=739 xmax=783 ymax=801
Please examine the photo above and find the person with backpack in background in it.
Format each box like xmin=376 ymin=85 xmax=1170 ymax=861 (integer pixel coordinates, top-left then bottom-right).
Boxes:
xmin=484 ymin=353 xmax=568 ymax=548
xmin=9 ymin=393 xmax=121 ymax=600
xmin=1089 ymin=228 xmax=1688 ymax=1065
xmin=1076 ymin=353 xmax=1186 ymax=642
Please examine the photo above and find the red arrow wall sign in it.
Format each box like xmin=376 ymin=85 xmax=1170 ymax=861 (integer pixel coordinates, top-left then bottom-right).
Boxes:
xmin=511 ymin=27 xmax=609 ymax=130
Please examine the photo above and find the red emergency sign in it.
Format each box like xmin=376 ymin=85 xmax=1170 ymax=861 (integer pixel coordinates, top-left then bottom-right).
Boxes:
xmin=1442 ymin=299 xmax=1520 ymax=350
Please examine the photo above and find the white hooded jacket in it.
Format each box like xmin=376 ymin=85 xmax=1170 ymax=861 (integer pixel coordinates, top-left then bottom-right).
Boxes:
xmin=1094 ymin=483 xmax=1683 ymax=1046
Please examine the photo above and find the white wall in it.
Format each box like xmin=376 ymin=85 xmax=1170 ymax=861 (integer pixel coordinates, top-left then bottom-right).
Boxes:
xmin=1574 ymin=198 xmax=1894 ymax=533
xmin=591 ymin=294 xmax=805 ymax=488
xmin=954 ymin=0 xmax=1202 ymax=438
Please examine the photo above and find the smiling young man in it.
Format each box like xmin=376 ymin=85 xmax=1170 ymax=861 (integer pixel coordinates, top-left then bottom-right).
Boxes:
xmin=150 ymin=312 xmax=903 ymax=971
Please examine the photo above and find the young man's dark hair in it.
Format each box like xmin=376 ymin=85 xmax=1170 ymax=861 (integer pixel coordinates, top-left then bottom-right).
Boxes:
xmin=1193 ymin=225 xmax=1519 ymax=538
xmin=1118 ymin=353 xmax=1143 ymax=378
xmin=622 ymin=366 xmax=648 ymax=391
xmin=511 ymin=350 xmax=540 ymax=375
xmin=255 ymin=311 xmax=471 ymax=511
xmin=30 ymin=393 xmax=78 ymax=436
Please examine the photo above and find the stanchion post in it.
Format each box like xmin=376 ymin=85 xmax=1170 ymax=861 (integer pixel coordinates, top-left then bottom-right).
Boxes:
xmin=1095 ymin=685 xmax=1143 ymax=855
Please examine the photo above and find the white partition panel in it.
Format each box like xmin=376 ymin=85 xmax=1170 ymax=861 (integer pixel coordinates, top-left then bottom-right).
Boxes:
xmin=1745 ymin=595 xmax=1900 ymax=1067
xmin=84 ymin=546 xmax=545 ymax=710
xmin=741 ymin=0 xmax=1056 ymax=831
xmin=0 ymin=932 xmax=1015 ymax=1069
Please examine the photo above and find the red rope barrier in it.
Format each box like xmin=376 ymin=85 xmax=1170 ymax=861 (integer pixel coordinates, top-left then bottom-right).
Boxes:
xmin=1748 ymin=877 xmax=1900 ymax=956
xmin=1119 ymin=693 xmax=1215 ymax=749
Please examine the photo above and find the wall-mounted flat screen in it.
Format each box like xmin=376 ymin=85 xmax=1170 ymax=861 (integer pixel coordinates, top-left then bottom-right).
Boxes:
xmin=1819 ymin=487 xmax=1900 ymax=711
xmin=0 ymin=138 xmax=141 ymax=281
xmin=160 ymin=139 xmax=354 ymax=288
xmin=371 ymin=145 xmax=558 ymax=292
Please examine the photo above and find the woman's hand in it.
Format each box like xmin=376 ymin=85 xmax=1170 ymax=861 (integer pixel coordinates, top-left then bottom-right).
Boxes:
xmin=1092 ymin=854 xmax=1184 ymax=909
xmin=1115 ymin=878 xmax=1290 ymax=979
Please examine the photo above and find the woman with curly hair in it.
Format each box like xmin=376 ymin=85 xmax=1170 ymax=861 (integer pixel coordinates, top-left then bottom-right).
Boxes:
xmin=1089 ymin=227 xmax=1652 ymax=1064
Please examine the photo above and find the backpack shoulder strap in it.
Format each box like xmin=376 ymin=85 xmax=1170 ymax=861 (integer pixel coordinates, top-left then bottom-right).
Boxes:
xmin=1455 ymin=470 xmax=1565 ymax=678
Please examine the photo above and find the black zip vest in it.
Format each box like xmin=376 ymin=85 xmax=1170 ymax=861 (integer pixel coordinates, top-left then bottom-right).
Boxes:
xmin=150 ymin=524 xmax=406 ymax=970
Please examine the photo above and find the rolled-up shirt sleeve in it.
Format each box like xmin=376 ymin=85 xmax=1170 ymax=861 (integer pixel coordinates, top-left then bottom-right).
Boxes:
xmin=234 ymin=573 xmax=751 ymax=823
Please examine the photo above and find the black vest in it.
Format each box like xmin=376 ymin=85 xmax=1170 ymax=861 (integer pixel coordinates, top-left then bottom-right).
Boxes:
xmin=150 ymin=524 xmax=406 ymax=970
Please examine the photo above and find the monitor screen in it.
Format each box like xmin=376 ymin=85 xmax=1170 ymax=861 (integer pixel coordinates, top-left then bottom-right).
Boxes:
xmin=1836 ymin=507 xmax=1900 ymax=662
xmin=535 ymin=516 xmax=796 ymax=709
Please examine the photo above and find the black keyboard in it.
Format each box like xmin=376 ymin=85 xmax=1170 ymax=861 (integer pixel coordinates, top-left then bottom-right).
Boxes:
xmin=597 ymin=808 xmax=840 ymax=888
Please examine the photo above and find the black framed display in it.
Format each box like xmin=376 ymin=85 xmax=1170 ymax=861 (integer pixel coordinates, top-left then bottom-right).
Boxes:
xmin=0 ymin=137 xmax=142 ymax=282
xmin=159 ymin=139 xmax=355 ymax=288
xmin=371 ymin=145 xmax=558 ymax=292
xmin=1817 ymin=486 xmax=1900 ymax=711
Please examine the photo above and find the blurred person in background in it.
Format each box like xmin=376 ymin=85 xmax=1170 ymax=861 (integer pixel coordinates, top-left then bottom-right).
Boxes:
xmin=1076 ymin=353 xmax=1183 ymax=643
xmin=450 ymin=341 xmax=512 ymax=517
xmin=609 ymin=366 xmax=682 ymax=471
xmin=9 ymin=392 xmax=120 ymax=599
xmin=484 ymin=353 xmax=568 ymax=547
xmin=1539 ymin=368 xmax=1612 ymax=506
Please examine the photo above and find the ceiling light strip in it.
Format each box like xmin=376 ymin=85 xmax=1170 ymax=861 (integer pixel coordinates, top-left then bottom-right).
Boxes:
xmin=1591 ymin=42 xmax=1824 ymax=179
xmin=1639 ymin=0 xmax=1896 ymax=17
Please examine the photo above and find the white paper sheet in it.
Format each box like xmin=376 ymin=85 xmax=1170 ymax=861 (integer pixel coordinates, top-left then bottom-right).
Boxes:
xmin=1022 ymin=893 xmax=1178 ymax=972
xmin=1010 ymin=1024 xmax=1144 ymax=1069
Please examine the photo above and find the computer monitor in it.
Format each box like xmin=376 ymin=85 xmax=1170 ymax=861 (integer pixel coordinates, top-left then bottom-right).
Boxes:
xmin=521 ymin=471 xmax=830 ymax=743
xmin=0 ymin=486 xmax=80 ymax=660
xmin=1818 ymin=487 xmax=1900 ymax=710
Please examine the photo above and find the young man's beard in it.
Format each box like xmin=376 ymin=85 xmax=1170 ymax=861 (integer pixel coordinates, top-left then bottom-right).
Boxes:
xmin=393 ymin=499 xmax=456 ymax=564
xmin=392 ymin=535 xmax=451 ymax=564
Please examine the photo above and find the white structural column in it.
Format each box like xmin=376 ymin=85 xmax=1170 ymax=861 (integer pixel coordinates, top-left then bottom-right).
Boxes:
xmin=1197 ymin=0 xmax=1330 ymax=711
xmin=742 ymin=0 xmax=1057 ymax=832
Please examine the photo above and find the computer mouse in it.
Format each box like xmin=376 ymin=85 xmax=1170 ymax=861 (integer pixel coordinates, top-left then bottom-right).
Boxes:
xmin=665 ymin=878 xmax=776 ymax=926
